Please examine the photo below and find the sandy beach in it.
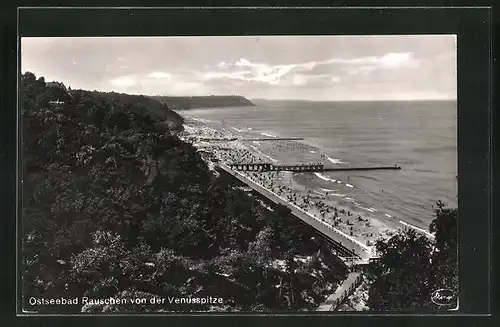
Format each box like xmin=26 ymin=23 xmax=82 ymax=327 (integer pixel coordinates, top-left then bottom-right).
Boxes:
xmin=179 ymin=118 xmax=405 ymax=249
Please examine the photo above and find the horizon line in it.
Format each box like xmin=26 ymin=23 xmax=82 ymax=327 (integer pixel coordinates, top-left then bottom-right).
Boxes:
xmin=250 ymin=97 xmax=457 ymax=102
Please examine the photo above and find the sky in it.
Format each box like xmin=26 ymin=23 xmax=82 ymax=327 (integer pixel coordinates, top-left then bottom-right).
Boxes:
xmin=21 ymin=35 xmax=457 ymax=101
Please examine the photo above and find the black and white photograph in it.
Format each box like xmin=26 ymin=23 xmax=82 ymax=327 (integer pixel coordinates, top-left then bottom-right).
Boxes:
xmin=20 ymin=34 xmax=458 ymax=313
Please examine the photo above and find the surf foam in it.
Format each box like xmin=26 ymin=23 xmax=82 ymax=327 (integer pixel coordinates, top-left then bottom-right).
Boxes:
xmin=325 ymin=155 xmax=344 ymax=164
xmin=314 ymin=173 xmax=337 ymax=183
xmin=331 ymin=193 xmax=346 ymax=197
xmin=319 ymin=188 xmax=345 ymax=197
xmin=359 ymin=206 xmax=375 ymax=213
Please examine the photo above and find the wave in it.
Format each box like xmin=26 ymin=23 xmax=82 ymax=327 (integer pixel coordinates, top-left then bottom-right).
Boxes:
xmin=385 ymin=214 xmax=392 ymax=218
xmin=345 ymin=183 xmax=354 ymax=188
xmin=314 ymin=173 xmax=337 ymax=183
xmin=359 ymin=206 xmax=376 ymax=213
xmin=325 ymin=155 xmax=344 ymax=164
xmin=330 ymin=193 xmax=347 ymax=197
xmin=260 ymin=132 xmax=277 ymax=138
xmin=247 ymin=127 xmax=253 ymax=130
xmin=321 ymin=188 xmax=336 ymax=192
xmin=368 ymin=207 xmax=377 ymax=212
xmin=310 ymin=150 xmax=317 ymax=153
xmin=231 ymin=127 xmax=244 ymax=132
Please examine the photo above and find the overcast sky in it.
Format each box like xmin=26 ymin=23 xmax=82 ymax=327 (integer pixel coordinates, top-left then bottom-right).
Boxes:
xmin=21 ymin=35 xmax=456 ymax=101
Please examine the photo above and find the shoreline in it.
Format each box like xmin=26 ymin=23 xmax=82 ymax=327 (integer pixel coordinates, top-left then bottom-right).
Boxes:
xmin=179 ymin=117 xmax=433 ymax=248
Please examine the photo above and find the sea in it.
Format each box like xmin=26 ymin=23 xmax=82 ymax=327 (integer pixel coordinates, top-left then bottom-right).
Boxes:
xmin=179 ymin=99 xmax=457 ymax=230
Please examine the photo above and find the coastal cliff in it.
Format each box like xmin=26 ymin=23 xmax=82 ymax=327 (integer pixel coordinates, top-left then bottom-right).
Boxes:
xmin=152 ymin=95 xmax=255 ymax=110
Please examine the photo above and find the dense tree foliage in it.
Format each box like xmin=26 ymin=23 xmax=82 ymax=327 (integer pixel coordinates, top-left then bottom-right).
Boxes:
xmin=21 ymin=73 xmax=346 ymax=313
xmin=366 ymin=202 xmax=458 ymax=312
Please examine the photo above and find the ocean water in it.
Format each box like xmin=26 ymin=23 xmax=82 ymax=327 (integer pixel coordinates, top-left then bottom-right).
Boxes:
xmin=180 ymin=99 xmax=457 ymax=230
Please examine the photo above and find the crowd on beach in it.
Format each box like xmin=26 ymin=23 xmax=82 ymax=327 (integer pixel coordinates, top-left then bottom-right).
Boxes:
xmin=182 ymin=119 xmax=392 ymax=247
xmin=212 ymin=143 xmax=379 ymax=246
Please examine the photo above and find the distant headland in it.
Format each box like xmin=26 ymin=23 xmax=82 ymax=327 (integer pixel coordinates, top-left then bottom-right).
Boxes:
xmin=152 ymin=95 xmax=255 ymax=110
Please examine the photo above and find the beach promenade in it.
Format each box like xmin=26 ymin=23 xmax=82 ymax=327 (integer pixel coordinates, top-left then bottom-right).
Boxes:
xmin=218 ymin=162 xmax=374 ymax=261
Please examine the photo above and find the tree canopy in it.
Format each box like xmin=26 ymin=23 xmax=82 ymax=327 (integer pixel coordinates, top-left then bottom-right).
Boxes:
xmin=366 ymin=202 xmax=458 ymax=312
xmin=21 ymin=73 xmax=346 ymax=313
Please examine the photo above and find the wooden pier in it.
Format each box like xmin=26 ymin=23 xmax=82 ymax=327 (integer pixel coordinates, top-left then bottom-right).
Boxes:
xmin=228 ymin=162 xmax=401 ymax=173
xmin=241 ymin=137 xmax=305 ymax=141
xmin=323 ymin=165 xmax=401 ymax=172
xmin=198 ymin=137 xmax=237 ymax=141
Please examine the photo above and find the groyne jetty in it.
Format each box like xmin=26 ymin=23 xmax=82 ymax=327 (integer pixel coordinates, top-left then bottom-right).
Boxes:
xmin=197 ymin=137 xmax=305 ymax=142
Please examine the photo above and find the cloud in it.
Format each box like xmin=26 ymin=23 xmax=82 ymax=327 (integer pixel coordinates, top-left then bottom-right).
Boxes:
xmin=216 ymin=61 xmax=227 ymax=69
xmin=21 ymin=36 xmax=456 ymax=100
xmin=109 ymin=75 xmax=136 ymax=88
xmin=103 ymin=72 xmax=207 ymax=96
xmin=201 ymin=52 xmax=415 ymax=88
xmin=203 ymin=70 xmax=252 ymax=81
xmin=378 ymin=52 xmax=412 ymax=68
xmin=204 ymin=58 xmax=312 ymax=86
xmin=292 ymin=74 xmax=308 ymax=85
xmin=146 ymin=71 xmax=172 ymax=79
